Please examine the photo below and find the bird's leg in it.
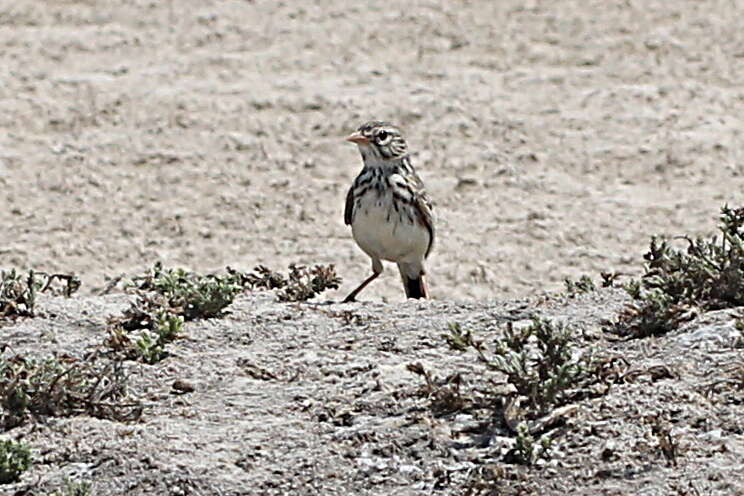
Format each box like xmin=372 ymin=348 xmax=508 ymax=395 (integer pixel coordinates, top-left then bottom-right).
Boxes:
xmin=343 ymin=272 xmax=380 ymax=303
xmin=343 ymin=260 xmax=383 ymax=303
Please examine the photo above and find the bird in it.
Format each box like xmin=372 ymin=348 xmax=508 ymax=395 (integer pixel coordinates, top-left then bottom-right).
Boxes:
xmin=342 ymin=121 xmax=435 ymax=302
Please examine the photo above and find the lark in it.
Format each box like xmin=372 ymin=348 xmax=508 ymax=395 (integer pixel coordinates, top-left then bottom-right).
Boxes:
xmin=343 ymin=121 xmax=435 ymax=302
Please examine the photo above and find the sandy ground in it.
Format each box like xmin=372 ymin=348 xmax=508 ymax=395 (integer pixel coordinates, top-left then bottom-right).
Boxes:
xmin=2 ymin=0 xmax=744 ymax=302
xmin=1 ymin=0 xmax=744 ymax=494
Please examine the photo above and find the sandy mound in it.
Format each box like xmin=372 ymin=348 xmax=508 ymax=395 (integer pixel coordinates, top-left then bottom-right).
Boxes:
xmin=2 ymin=289 xmax=742 ymax=495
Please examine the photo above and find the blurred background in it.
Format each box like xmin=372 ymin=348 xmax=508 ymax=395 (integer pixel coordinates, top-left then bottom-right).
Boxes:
xmin=1 ymin=0 xmax=743 ymax=301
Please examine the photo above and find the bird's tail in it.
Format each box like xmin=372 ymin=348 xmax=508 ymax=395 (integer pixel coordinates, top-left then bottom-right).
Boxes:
xmin=400 ymin=271 xmax=429 ymax=299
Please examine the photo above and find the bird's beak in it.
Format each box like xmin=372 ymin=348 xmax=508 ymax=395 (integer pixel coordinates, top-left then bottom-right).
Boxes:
xmin=346 ymin=132 xmax=369 ymax=145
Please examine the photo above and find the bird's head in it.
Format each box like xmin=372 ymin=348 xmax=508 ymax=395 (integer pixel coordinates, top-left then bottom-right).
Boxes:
xmin=346 ymin=121 xmax=408 ymax=161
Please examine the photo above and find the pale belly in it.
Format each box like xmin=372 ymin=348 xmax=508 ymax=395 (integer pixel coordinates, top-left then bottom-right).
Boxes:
xmin=351 ymin=194 xmax=430 ymax=263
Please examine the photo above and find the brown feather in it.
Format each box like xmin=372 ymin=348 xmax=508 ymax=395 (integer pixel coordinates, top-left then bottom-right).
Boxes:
xmin=405 ymin=164 xmax=435 ymax=258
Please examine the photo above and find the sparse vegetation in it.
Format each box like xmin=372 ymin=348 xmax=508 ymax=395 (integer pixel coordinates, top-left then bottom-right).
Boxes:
xmin=0 ymin=352 xmax=142 ymax=430
xmin=0 ymin=439 xmax=31 ymax=484
xmin=229 ymin=264 xmax=342 ymax=302
xmin=416 ymin=318 xmax=610 ymax=467
xmin=0 ymin=270 xmax=35 ymax=318
xmin=407 ymin=362 xmax=468 ymax=416
xmin=137 ymin=312 xmax=184 ymax=363
xmin=565 ymin=272 xmax=621 ymax=297
xmin=105 ymin=264 xmax=259 ymax=363
xmin=614 ymin=205 xmax=744 ymax=338
xmin=447 ymin=318 xmax=599 ymax=418
xmin=564 ymin=274 xmax=596 ymax=296
xmin=127 ymin=262 xmax=341 ymax=318
xmin=106 ymin=302 xmax=185 ymax=364
xmin=105 ymin=263 xmax=340 ymax=363
xmin=129 ymin=263 xmax=245 ymax=321
xmin=0 ymin=270 xmax=80 ymax=319
xmin=235 ymin=265 xmax=288 ymax=291
xmin=107 ymin=311 xmax=184 ymax=364
xmin=274 ymin=264 xmax=342 ymax=302
xmin=507 ymin=422 xmax=552 ymax=466
xmin=48 ymin=478 xmax=92 ymax=496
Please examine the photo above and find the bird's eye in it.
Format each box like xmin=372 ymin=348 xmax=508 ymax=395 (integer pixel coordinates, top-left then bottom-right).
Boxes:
xmin=376 ymin=131 xmax=389 ymax=143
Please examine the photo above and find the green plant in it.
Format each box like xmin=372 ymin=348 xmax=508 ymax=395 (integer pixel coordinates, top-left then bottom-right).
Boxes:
xmin=105 ymin=263 xmax=240 ymax=363
xmin=128 ymin=262 xmax=341 ymax=317
xmin=155 ymin=311 xmax=184 ymax=342
xmin=508 ymin=422 xmax=551 ymax=466
xmin=615 ymin=205 xmax=744 ymax=338
xmin=0 ymin=439 xmax=31 ymax=483
xmin=564 ymin=274 xmax=596 ymax=296
xmin=105 ymin=263 xmax=340 ymax=362
xmin=135 ymin=331 xmax=166 ymax=365
xmin=137 ymin=312 xmax=183 ymax=364
xmin=615 ymin=289 xmax=690 ymax=338
xmin=108 ymin=311 xmax=183 ymax=364
xmin=133 ymin=263 xmax=244 ymax=320
xmin=433 ymin=319 xmax=610 ymax=468
xmin=447 ymin=318 xmax=596 ymax=417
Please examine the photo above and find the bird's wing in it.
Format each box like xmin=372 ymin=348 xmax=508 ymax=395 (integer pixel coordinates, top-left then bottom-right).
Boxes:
xmin=410 ymin=173 xmax=435 ymax=258
xmin=344 ymin=185 xmax=354 ymax=226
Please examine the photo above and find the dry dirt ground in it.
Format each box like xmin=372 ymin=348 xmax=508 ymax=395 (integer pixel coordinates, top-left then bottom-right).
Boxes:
xmin=3 ymin=290 xmax=744 ymax=495
xmin=1 ymin=0 xmax=744 ymax=494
